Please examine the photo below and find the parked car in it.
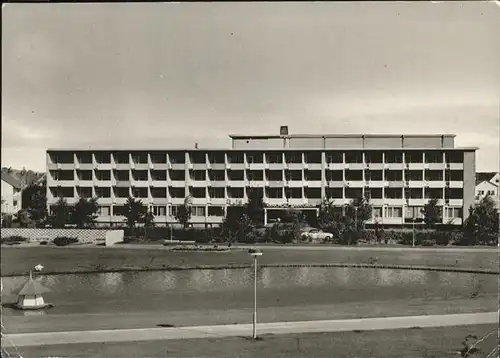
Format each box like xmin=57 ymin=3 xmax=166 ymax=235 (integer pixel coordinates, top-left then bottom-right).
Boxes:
xmin=300 ymin=228 xmax=333 ymax=241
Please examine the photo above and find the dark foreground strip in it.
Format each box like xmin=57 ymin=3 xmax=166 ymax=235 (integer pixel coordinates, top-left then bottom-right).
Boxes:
xmin=2 ymin=263 xmax=498 ymax=278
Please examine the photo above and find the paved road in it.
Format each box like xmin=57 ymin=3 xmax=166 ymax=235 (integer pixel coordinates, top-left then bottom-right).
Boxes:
xmin=2 ymin=312 xmax=497 ymax=347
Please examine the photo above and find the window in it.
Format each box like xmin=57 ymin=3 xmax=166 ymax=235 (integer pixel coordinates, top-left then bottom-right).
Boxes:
xmin=305 ymin=152 xmax=322 ymax=164
xmin=78 ymin=187 xmax=93 ymax=198
xmin=446 ymin=207 xmax=462 ymax=218
xmin=132 ymin=170 xmax=148 ymax=181
xmin=209 ymin=187 xmax=225 ymax=198
xmin=190 ymin=187 xmax=206 ymax=198
xmin=425 ymin=170 xmax=443 ymax=181
xmin=95 ymin=187 xmax=111 ymax=198
xmin=325 ymin=152 xmax=343 ymax=164
xmin=305 ymin=188 xmax=321 ymax=199
xmin=95 ymin=153 xmax=111 ymax=164
xmin=12 ymin=200 xmax=18 ymax=207
xmin=169 ymin=205 xmax=179 ymax=217
xmin=266 ymin=170 xmax=283 ymax=181
xmin=114 ymin=153 xmax=130 ymax=164
xmin=95 ymin=170 xmax=111 ymax=181
xmin=345 ymin=170 xmax=363 ymax=181
xmin=228 ymin=188 xmax=244 ymax=198
xmin=132 ymin=187 xmax=148 ymax=198
xmin=286 ymin=170 xmax=303 ymax=181
xmin=191 ymin=170 xmax=206 ymax=181
xmin=113 ymin=187 xmax=129 ymax=198
xmin=247 ymin=170 xmax=263 ymax=181
xmin=304 ymin=170 xmax=321 ymax=181
xmin=285 ymin=188 xmax=302 ymax=199
xmin=151 ymin=188 xmax=167 ymax=198
xmin=405 ymin=206 xmax=423 ymax=219
xmin=208 ymin=206 xmax=224 ymax=217
xmin=366 ymin=170 xmax=383 ymax=181
xmin=345 ymin=152 xmax=363 ymax=164
xmin=114 ymin=170 xmax=129 ymax=181
xmin=153 ymin=205 xmax=167 ymax=217
xmin=190 ymin=153 xmax=206 ymax=164
xmin=169 ymin=188 xmax=185 ymax=198
xmin=208 ymin=170 xmax=225 ymax=181
xmin=385 ymin=170 xmax=402 ymax=181
xmin=98 ymin=206 xmax=111 ymax=216
xmin=151 ymin=170 xmax=167 ymax=181
xmin=325 ymin=188 xmax=342 ymax=199
xmin=169 ymin=154 xmax=185 ymax=164
xmin=169 ymin=170 xmax=185 ymax=181
xmin=266 ymin=153 xmax=283 ymax=164
xmin=150 ymin=153 xmax=167 ymax=164
xmin=132 ymin=153 xmax=148 ymax=164
xmin=193 ymin=206 xmax=206 ymax=217
xmin=208 ymin=153 xmax=225 ymax=164
xmin=385 ymin=206 xmax=402 ymax=218
xmin=285 ymin=153 xmax=303 ymax=163
xmin=227 ymin=153 xmax=244 ymax=164
xmin=266 ymin=188 xmax=283 ymax=199
xmin=478 ymin=190 xmax=484 ymax=195
xmin=227 ymin=170 xmax=244 ymax=181
xmin=113 ymin=205 xmax=127 ymax=216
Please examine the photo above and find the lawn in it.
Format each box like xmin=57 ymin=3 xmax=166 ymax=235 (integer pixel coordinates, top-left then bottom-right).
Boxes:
xmin=1 ymin=245 xmax=498 ymax=276
xmin=5 ymin=324 xmax=498 ymax=358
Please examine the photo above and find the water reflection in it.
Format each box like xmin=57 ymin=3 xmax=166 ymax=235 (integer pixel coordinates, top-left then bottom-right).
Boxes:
xmin=1 ymin=267 xmax=496 ymax=304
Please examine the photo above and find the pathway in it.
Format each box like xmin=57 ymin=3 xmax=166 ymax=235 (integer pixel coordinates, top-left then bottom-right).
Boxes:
xmin=2 ymin=311 xmax=497 ymax=347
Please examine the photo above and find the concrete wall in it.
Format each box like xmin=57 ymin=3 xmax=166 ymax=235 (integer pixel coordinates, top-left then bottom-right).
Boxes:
xmin=403 ymin=137 xmax=442 ymax=149
xmin=363 ymin=137 xmax=402 ymax=148
xmin=105 ymin=230 xmax=125 ymax=246
xmin=1 ymin=228 xmax=124 ymax=246
xmin=442 ymin=136 xmax=455 ymax=148
xmin=324 ymin=137 xmax=363 ymax=148
xmin=232 ymin=138 xmax=284 ymax=149
xmin=288 ymin=137 xmax=324 ymax=149
xmin=462 ymin=151 xmax=476 ymax=220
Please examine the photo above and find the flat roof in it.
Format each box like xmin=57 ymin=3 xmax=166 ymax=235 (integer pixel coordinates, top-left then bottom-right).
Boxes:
xmin=228 ymin=134 xmax=457 ymax=139
xmin=46 ymin=147 xmax=478 ymax=152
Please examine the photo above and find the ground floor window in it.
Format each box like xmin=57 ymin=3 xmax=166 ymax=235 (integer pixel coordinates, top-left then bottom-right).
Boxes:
xmin=208 ymin=206 xmax=224 ymax=217
xmin=98 ymin=206 xmax=111 ymax=216
xmin=153 ymin=205 xmax=167 ymax=217
xmin=384 ymin=206 xmax=402 ymax=218
xmin=445 ymin=207 xmax=462 ymax=218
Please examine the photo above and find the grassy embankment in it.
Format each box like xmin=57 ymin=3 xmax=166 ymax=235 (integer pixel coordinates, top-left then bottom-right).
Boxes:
xmin=1 ymin=245 xmax=498 ymax=276
xmin=5 ymin=324 xmax=498 ymax=358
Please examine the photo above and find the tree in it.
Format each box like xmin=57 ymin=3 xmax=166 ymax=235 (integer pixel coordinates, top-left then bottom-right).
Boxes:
xmin=141 ymin=210 xmax=156 ymax=240
xmin=14 ymin=209 xmax=35 ymax=228
xmin=245 ymin=189 xmax=265 ymax=226
xmin=71 ymin=197 xmax=99 ymax=228
xmin=345 ymin=196 xmax=372 ymax=231
xmin=47 ymin=197 xmax=71 ymax=228
xmin=175 ymin=197 xmax=192 ymax=229
xmin=463 ymin=195 xmax=499 ymax=246
xmin=124 ymin=197 xmax=147 ymax=236
xmin=222 ymin=204 xmax=246 ymax=241
xmin=22 ymin=181 xmax=48 ymax=227
xmin=421 ymin=198 xmax=442 ymax=228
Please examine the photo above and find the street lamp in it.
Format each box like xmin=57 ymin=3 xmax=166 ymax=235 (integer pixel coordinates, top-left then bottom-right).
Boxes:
xmin=248 ymin=249 xmax=263 ymax=340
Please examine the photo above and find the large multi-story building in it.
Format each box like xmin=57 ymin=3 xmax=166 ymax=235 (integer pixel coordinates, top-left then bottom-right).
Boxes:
xmin=46 ymin=131 xmax=477 ymax=228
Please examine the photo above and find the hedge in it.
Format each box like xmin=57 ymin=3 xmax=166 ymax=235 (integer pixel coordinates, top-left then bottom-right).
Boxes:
xmin=53 ymin=236 xmax=79 ymax=247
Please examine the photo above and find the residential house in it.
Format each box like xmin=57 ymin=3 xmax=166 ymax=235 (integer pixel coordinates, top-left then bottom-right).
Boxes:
xmin=475 ymin=172 xmax=499 ymax=208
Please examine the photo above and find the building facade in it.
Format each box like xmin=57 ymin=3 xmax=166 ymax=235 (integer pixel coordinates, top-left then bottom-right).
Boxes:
xmin=475 ymin=172 xmax=499 ymax=209
xmin=46 ymin=133 xmax=477 ymax=228
xmin=1 ymin=171 xmax=23 ymax=216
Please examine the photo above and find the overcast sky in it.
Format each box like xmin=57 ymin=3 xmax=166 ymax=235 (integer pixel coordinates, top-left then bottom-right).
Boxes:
xmin=2 ymin=2 xmax=499 ymax=172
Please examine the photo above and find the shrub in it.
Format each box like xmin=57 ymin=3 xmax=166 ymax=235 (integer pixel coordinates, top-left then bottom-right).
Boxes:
xmin=39 ymin=241 xmax=48 ymax=245
xmin=53 ymin=236 xmax=79 ymax=247
xmin=1 ymin=236 xmax=29 ymax=244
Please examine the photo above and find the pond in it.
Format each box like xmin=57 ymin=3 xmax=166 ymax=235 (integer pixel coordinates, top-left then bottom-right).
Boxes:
xmin=1 ymin=267 xmax=495 ymax=317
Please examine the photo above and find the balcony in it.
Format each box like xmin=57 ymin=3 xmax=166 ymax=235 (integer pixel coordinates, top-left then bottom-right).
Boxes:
xmin=207 ymin=198 xmax=226 ymax=206
xmin=264 ymin=198 xmax=286 ymax=206
xmin=150 ymin=163 xmax=169 ymax=170
xmin=383 ymin=198 xmax=405 ymax=205
xmin=58 ymin=163 xmax=75 ymax=170
xmin=287 ymin=180 xmax=306 ymax=188
xmin=248 ymin=163 xmax=265 ymax=170
xmin=150 ymin=180 xmax=168 ymax=187
xmin=427 ymin=163 xmax=445 ymax=170
xmin=188 ymin=179 xmax=208 ymax=188
xmin=96 ymin=197 xmax=113 ymax=205
xmin=170 ymin=163 xmax=185 ymax=170
xmin=449 ymin=181 xmax=463 ymax=188
xmin=366 ymin=163 xmax=384 ymax=170
xmin=305 ymin=180 xmax=322 ymax=188
xmin=405 ymin=163 xmax=424 ymax=170
xmin=209 ymin=180 xmax=226 ymax=188
xmin=131 ymin=180 xmax=149 ymax=188
xmin=75 ymin=163 xmax=94 ymax=170
xmin=381 ymin=217 xmax=404 ymax=225
xmin=267 ymin=163 xmax=284 ymax=170
xmin=387 ymin=181 xmax=404 ymax=188
xmin=266 ymin=180 xmax=284 ymax=188
xmin=115 ymin=180 xmax=130 ymax=188
xmin=305 ymin=163 xmax=322 ymax=170
xmin=345 ymin=163 xmax=364 ymax=170
xmin=446 ymin=199 xmax=463 ymax=206
xmin=286 ymin=198 xmax=307 ymax=206
xmin=369 ymin=198 xmax=385 ymax=206
xmin=367 ymin=180 xmax=384 ymax=188
xmin=47 ymin=177 xmax=75 ymax=187
xmin=406 ymin=198 xmax=426 ymax=206
xmin=226 ymin=180 xmax=245 ymax=187
xmin=170 ymin=197 xmax=187 ymax=205
xmin=226 ymin=163 xmax=245 ymax=170
xmin=247 ymin=180 xmax=265 ymax=187
xmin=287 ymin=163 xmax=305 ymax=170
xmin=384 ymin=163 xmax=404 ymax=170
xmin=406 ymin=180 xmax=425 ymax=188
xmin=208 ymin=163 xmax=226 ymax=170
xmin=115 ymin=163 xmax=130 ymax=170
xmin=94 ymin=178 xmax=114 ymax=187
xmin=94 ymin=163 xmax=113 ymax=170
xmin=447 ymin=163 xmax=464 ymax=170
xmin=190 ymin=197 xmax=208 ymax=205
xmin=426 ymin=180 xmax=445 ymax=188
xmin=168 ymin=180 xmax=185 ymax=187
xmin=47 ymin=162 xmax=58 ymax=170
xmin=304 ymin=198 xmax=322 ymax=206
xmin=113 ymin=197 xmax=128 ymax=205
xmin=151 ymin=198 xmax=169 ymax=205
xmin=191 ymin=163 xmax=208 ymax=170
xmin=346 ymin=180 xmax=365 ymax=188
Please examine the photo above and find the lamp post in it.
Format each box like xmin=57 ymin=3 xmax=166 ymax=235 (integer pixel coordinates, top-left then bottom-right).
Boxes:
xmin=412 ymin=218 xmax=416 ymax=248
xmin=248 ymin=249 xmax=263 ymax=340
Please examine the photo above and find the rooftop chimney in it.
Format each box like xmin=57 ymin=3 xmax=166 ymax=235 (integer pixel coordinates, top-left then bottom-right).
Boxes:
xmin=280 ymin=126 xmax=289 ymax=136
